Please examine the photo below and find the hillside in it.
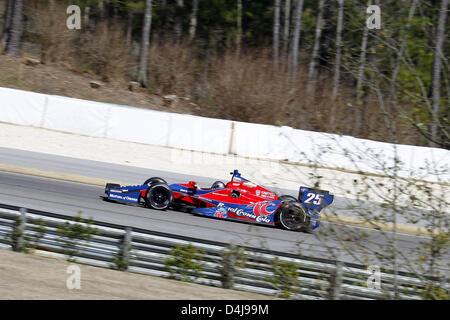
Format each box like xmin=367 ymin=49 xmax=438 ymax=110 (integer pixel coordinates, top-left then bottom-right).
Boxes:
xmin=0 ymin=53 xmax=200 ymax=116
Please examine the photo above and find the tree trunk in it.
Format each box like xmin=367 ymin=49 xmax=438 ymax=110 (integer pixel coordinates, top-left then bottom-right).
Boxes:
xmin=353 ymin=0 xmax=371 ymax=137
xmin=126 ymin=8 xmax=134 ymax=51
xmin=318 ymin=1 xmax=336 ymax=69
xmin=4 ymin=0 xmax=23 ymax=57
xmin=137 ymin=0 xmax=152 ymax=87
xmin=329 ymin=0 xmax=344 ymax=131
xmin=431 ymin=0 xmax=448 ymax=146
xmin=273 ymin=0 xmax=281 ymax=62
xmin=387 ymin=0 xmax=417 ymax=141
xmin=189 ymin=0 xmax=199 ymax=42
xmin=84 ymin=6 xmax=91 ymax=30
xmin=289 ymin=0 xmax=304 ymax=79
xmin=1 ymin=0 xmax=14 ymax=45
xmin=331 ymin=0 xmax=344 ymax=101
xmin=160 ymin=0 xmax=167 ymax=40
xmin=390 ymin=0 xmax=417 ymax=97
xmin=175 ymin=0 xmax=184 ymax=44
xmin=236 ymin=0 xmax=242 ymax=56
xmin=283 ymin=0 xmax=291 ymax=61
xmin=306 ymin=0 xmax=325 ymax=95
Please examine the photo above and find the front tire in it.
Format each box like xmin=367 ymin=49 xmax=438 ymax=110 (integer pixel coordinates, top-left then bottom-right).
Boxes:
xmin=144 ymin=177 xmax=168 ymax=186
xmin=145 ymin=183 xmax=173 ymax=210
xmin=276 ymin=202 xmax=310 ymax=231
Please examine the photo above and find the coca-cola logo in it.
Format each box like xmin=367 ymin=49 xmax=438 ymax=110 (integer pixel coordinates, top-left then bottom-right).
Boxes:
xmin=216 ymin=202 xmax=274 ymax=224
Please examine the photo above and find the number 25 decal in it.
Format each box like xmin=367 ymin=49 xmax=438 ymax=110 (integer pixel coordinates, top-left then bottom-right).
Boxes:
xmin=304 ymin=193 xmax=322 ymax=205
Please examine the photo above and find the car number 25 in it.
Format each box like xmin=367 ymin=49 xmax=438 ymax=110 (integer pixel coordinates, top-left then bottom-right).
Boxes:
xmin=304 ymin=192 xmax=322 ymax=205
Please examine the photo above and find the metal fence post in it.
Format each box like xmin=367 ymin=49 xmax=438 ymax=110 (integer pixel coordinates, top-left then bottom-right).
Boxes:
xmin=120 ymin=227 xmax=132 ymax=270
xmin=12 ymin=208 xmax=27 ymax=252
xmin=220 ymin=244 xmax=237 ymax=289
xmin=328 ymin=261 xmax=343 ymax=300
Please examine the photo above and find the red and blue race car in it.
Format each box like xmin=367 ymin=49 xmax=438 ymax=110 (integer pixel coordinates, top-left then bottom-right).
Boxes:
xmin=103 ymin=170 xmax=334 ymax=231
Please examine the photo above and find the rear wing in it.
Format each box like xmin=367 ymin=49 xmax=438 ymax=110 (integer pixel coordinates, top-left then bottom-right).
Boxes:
xmin=298 ymin=186 xmax=334 ymax=212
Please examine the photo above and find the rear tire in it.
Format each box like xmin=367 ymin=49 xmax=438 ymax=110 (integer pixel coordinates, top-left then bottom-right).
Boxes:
xmin=276 ymin=202 xmax=310 ymax=231
xmin=145 ymin=183 xmax=173 ymax=210
xmin=144 ymin=177 xmax=167 ymax=186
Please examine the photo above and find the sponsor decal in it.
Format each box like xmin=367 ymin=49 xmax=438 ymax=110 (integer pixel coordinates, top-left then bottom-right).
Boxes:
xmin=214 ymin=206 xmax=228 ymax=219
xmin=256 ymin=190 xmax=261 ymax=196
xmin=258 ymin=191 xmax=276 ymax=200
xmin=109 ymin=193 xmax=137 ymax=201
xmin=256 ymin=216 xmax=271 ymax=223
xmin=180 ymin=189 xmax=188 ymax=192
xmin=216 ymin=202 xmax=273 ymax=224
xmin=242 ymin=182 xmax=256 ymax=188
xmin=252 ymin=201 xmax=278 ymax=216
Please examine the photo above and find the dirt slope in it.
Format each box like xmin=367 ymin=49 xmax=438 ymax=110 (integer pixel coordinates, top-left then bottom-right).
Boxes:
xmin=0 ymin=54 xmax=200 ymax=115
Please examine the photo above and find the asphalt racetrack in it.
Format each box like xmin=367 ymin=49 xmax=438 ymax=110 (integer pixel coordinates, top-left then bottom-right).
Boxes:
xmin=1 ymin=147 xmax=443 ymax=270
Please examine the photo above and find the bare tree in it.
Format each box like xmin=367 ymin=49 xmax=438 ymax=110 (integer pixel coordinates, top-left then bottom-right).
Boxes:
xmin=175 ymin=0 xmax=184 ymax=43
xmin=126 ymin=5 xmax=134 ymax=51
xmin=160 ymin=0 xmax=168 ymax=39
xmin=332 ymin=0 xmax=344 ymax=101
xmin=84 ymin=6 xmax=91 ymax=30
xmin=273 ymin=0 xmax=281 ymax=62
xmin=431 ymin=0 xmax=448 ymax=147
xmin=283 ymin=0 xmax=291 ymax=60
xmin=4 ymin=0 xmax=23 ymax=57
xmin=306 ymin=0 xmax=325 ymax=95
xmin=189 ymin=0 xmax=199 ymax=42
xmin=289 ymin=0 xmax=304 ymax=79
xmin=237 ymin=0 xmax=243 ymax=56
xmin=353 ymin=0 xmax=371 ymax=137
xmin=386 ymin=0 xmax=418 ymax=141
xmin=137 ymin=0 xmax=152 ymax=87
xmin=1 ymin=0 xmax=14 ymax=45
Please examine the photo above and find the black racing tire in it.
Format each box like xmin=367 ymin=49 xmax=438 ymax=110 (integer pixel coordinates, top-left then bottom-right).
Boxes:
xmin=276 ymin=202 xmax=310 ymax=231
xmin=144 ymin=177 xmax=168 ymax=186
xmin=144 ymin=183 xmax=173 ymax=210
xmin=278 ymin=195 xmax=298 ymax=203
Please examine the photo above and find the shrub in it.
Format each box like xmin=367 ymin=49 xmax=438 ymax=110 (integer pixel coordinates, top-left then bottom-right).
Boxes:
xmin=164 ymin=243 xmax=205 ymax=282
xmin=266 ymin=258 xmax=301 ymax=299
xmin=56 ymin=214 xmax=99 ymax=262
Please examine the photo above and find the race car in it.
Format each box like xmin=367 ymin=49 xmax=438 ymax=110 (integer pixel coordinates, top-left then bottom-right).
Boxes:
xmin=102 ymin=170 xmax=334 ymax=231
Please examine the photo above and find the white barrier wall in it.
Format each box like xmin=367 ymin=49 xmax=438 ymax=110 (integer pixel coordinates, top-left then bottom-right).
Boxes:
xmin=42 ymin=95 xmax=112 ymax=137
xmin=0 ymin=86 xmax=448 ymax=183
xmin=0 ymin=87 xmax=48 ymax=126
xmin=106 ymin=106 xmax=171 ymax=146
xmin=167 ymin=113 xmax=232 ymax=154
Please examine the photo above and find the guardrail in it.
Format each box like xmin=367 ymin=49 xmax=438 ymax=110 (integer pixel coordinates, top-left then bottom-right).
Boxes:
xmin=0 ymin=203 xmax=442 ymax=300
